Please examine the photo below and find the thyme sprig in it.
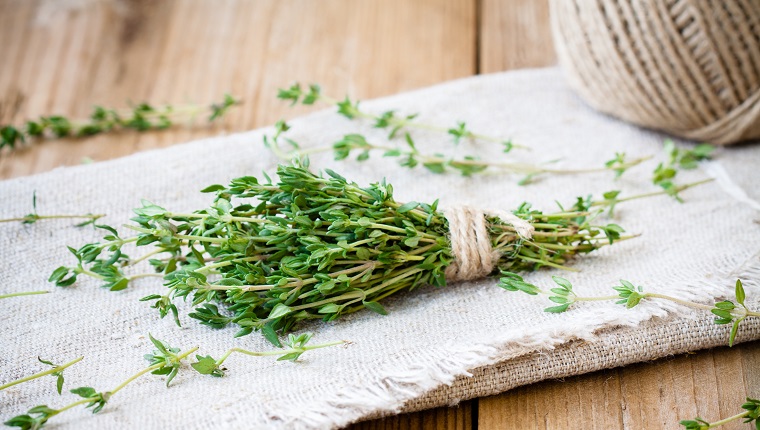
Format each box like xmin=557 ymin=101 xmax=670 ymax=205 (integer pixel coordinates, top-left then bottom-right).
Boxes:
xmin=0 ymin=356 xmax=83 ymax=393
xmin=191 ymin=333 xmax=347 ymax=377
xmin=0 ymin=94 xmax=239 ymax=151
xmin=48 ymin=223 xmax=163 ymax=291
xmin=0 ymin=214 xmax=104 ymax=225
xmin=680 ymin=400 xmax=760 ymax=430
xmin=0 ymin=192 xmax=103 ymax=225
xmin=55 ymin=161 xmax=630 ymax=343
xmin=4 ymin=334 xmax=343 ymax=429
xmin=265 ymin=123 xmax=651 ymax=182
xmin=277 ymin=83 xmax=525 ymax=151
xmin=653 ymin=140 xmax=715 ymax=201
xmin=4 ymin=336 xmax=197 ymax=430
xmin=593 ymin=178 xmax=713 ymax=216
xmin=499 ymin=274 xmax=759 ymax=429
xmin=499 ymin=276 xmax=756 ymax=346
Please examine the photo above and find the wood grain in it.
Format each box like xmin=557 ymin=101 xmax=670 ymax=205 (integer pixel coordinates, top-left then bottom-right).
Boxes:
xmin=352 ymin=403 xmax=472 ymax=430
xmin=478 ymin=343 xmax=760 ymax=430
xmin=1 ymin=1 xmax=758 ymax=429
xmin=479 ymin=0 xmax=555 ymax=73
xmin=0 ymin=0 xmax=475 ymax=178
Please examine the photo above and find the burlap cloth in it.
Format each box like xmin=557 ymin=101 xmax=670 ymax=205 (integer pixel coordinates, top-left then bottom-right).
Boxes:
xmin=1 ymin=68 xmax=759 ymax=429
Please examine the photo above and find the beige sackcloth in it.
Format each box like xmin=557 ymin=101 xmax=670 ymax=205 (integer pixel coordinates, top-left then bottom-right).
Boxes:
xmin=1 ymin=68 xmax=759 ymax=429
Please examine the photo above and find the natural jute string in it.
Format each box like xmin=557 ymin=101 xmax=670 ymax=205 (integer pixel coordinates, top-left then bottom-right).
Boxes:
xmin=444 ymin=206 xmax=534 ymax=282
xmin=550 ymin=0 xmax=760 ymax=145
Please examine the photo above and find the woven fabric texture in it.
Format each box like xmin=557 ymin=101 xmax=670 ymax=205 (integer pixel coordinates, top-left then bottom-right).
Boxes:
xmin=550 ymin=0 xmax=760 ymax=145
xmin=1 ymin=68 xmax=759 ymax=429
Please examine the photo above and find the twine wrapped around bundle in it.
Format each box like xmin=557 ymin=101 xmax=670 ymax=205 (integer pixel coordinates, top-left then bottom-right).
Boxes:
xmin=550 ymin=0 xmax=760 ymax=145
xmin=444 ymin=206 xmax=534 ymax=282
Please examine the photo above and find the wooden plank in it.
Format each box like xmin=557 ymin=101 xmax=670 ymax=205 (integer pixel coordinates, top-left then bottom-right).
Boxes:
xmin=479 ymin=0 xmax=555 ymax=73
xmin=351 ymin=403 xmax=472 ymax=430
xmin=0 ymin=0 xmax=476 ymax=179
xmin=478 ymin=343 xmax=760 ymax=429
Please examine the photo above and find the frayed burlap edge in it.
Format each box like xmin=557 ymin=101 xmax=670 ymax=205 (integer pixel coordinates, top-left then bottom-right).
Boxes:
xmin=396 ymin=312 xmax=760 ymax=418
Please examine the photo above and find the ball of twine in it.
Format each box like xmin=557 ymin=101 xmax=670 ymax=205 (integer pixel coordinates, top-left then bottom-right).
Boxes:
xmin=549 ymin=0 xmax=760 ymax=145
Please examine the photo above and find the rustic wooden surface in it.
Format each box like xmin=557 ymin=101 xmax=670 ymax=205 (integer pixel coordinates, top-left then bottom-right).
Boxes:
xmin=0 ymin=1 xmax=756 ymax=429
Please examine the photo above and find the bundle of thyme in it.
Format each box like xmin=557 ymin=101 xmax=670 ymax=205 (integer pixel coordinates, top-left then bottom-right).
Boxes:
xmin=51 ymin=160 xmax=633 ymax=345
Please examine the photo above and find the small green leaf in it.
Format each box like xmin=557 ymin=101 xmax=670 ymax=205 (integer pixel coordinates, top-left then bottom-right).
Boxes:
xmin=200 ymin=184 xmax=225 ymax=193
xmin=362 ymin=301 xmax=388 ymax=315
xmin=191 ymin=355 xmax=223 ymax=377
xmin=318 ymin=303 xmax=341 ymax=314
xmin=277 ymin=352 xmax=303 ymax=362
xmin=544 ymin=304 xmax=570 ymax=313
xmin=148 ymin=333 xmax=169 ymax=355
xmin=70 ymin=386 xmax=97 ymax=398
xmin=269 ymin=303 xmax=293 ymax=319
xmin=729 ymin=318 xmax=741 ymax=347
xmin=109 ymin=278 xmax=129 ymax=291
xmin=397 ymin=201 xmax=418 ymax=213
xmin=711 ymin=309 xmax=733 ymax=320
xmin=403 ymin=236 xmax=420 ymax=247
xmin=262 ymin=323 xmax=282 ymax=347
xmin=551 ymin=276 xmax=573 ymax=291
xmin=626 ymin=294 xmax=643 ymax=308
xmin=48 ymin=266 xmax=70 ymax=283
xmin=736 ymin=279 xmax=746 ymax=306
xmin=324 ymin=169 xmax=346 ymax=182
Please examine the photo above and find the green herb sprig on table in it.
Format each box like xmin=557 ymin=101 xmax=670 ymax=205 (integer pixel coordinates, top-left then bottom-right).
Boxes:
xmin=0 ymin=356 xmax=83 ymax=394
xmin=277 ymin=86 xmax=717 ymax=185
xmin=277 ymin=83 xmax=524 ymax=152
xmin=680 ymin=400 xmax=760 ymax=430
xmin=652 ymin=140 xmax=715 ymax=201
xmin=51 ymin=161 xmax=639 ymax=345
xmin=498 ymin=274 xmax=759 ymax=429
xmin=3 ymin=333 xmax=343 ymax=429
xmin=191 ymin=333 xmax=346 ymax=377
xmin=4 ymin=335 xmax=198 ymax=430
xmin=0 ymin=192 xmax=103 ymax=226
xmin=0 ymin=94 xmax=240 ymax=151
xmin=265 ymin=121 xmax=651 ymax=183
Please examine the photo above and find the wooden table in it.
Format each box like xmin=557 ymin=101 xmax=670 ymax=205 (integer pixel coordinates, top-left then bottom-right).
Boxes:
xmin=1 ymin=1 xmax=756 ymax=428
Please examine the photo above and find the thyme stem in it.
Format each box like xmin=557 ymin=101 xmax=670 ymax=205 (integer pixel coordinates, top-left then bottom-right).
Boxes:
xmin=109 ymin=346 xmax=198 ymax=396
xmin=215 ymin=340 xmax=346 ymax=366
xmin=0 ymin=357 xmax=83 ymax=391
xmin=0 ymin=214 xmax=104 ymax=224
xmin=0 ymin=291 xmax=49 ymax=300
